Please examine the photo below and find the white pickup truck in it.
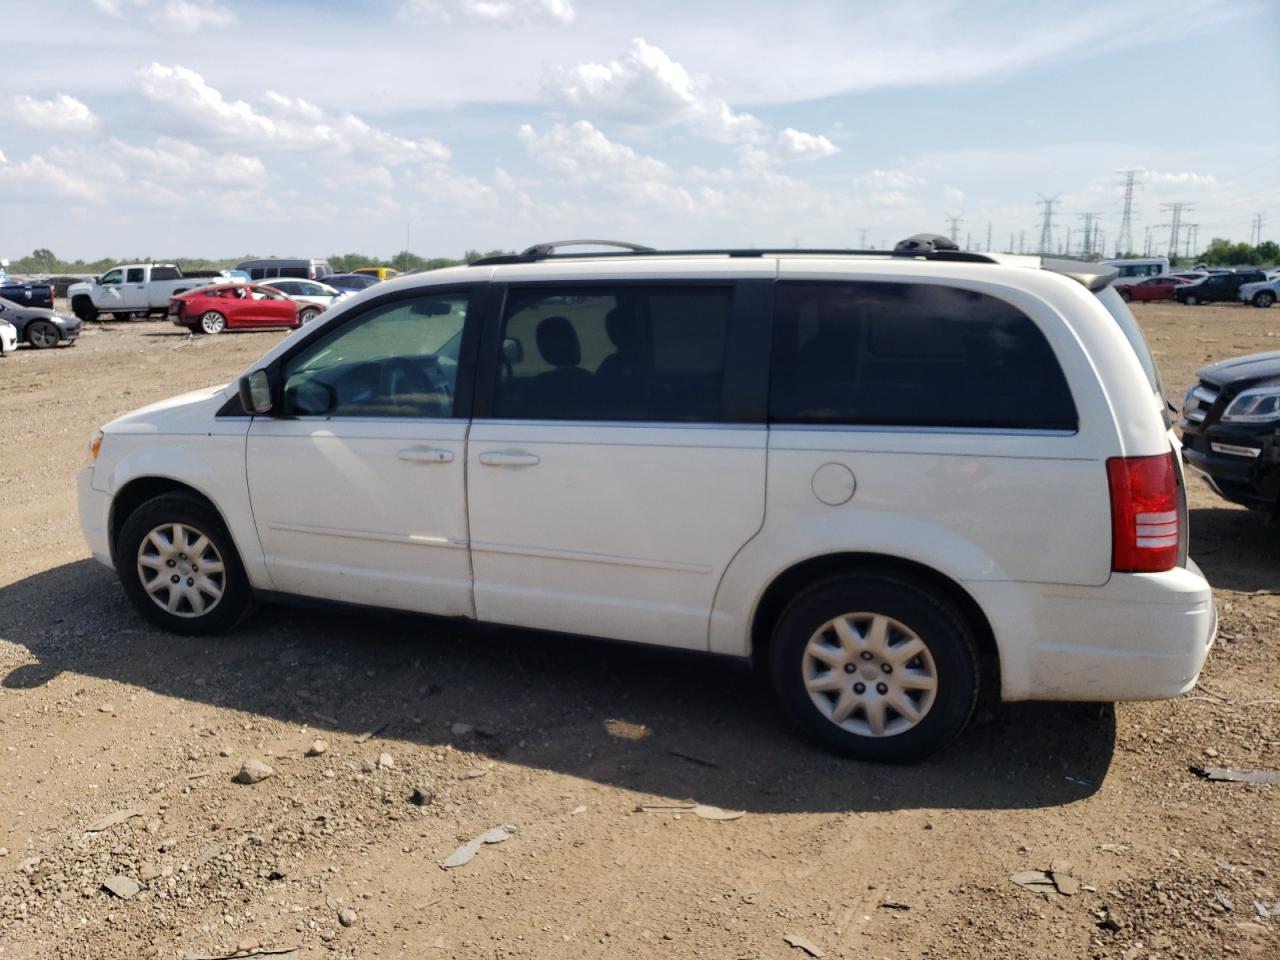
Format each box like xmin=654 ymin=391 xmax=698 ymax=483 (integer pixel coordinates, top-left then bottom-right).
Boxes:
xmin=69 ymin=264 xmax=228 ymax=321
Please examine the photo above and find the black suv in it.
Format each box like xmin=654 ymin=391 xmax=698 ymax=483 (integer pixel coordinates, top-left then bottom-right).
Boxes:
xmin=1180 ymin=351 xmax=1280 ymax=514
xmin=1174 ymin=269 xmax=1268 ymax=305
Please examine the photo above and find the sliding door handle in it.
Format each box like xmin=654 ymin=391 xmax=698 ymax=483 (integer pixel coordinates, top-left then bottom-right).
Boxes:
xmin=397 ymin=446 xmax=454 ymax=464
xmin=478 ymin=450 xmax=541 ymax=467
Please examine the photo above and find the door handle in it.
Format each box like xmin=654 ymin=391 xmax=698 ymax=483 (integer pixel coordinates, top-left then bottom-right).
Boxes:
xmin=478 ymin=450 xmax=541 ymax=467
xmin=397 ymin=446 xmax=454 ymax=464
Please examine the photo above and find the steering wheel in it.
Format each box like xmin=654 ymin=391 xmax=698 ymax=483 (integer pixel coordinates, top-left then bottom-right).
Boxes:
xmin=380 ymin=357 xmax=434 ymax=409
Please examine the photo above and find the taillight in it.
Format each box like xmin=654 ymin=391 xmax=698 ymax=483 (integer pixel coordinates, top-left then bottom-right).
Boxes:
xmin=1106 ymin=453 xmax=1179 ymax=573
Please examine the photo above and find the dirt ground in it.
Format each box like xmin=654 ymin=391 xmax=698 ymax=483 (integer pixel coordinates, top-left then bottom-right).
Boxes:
xmin=0 ymin=302 xmax=1276 ymax=960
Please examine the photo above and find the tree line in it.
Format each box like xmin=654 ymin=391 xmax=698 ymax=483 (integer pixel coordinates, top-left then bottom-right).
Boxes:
xmin=3 ymin=248 xmax=516 ymax=276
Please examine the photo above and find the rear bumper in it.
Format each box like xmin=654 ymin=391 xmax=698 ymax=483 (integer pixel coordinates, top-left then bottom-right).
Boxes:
xmin=975 ymin=560 xmax=1216 ymax=702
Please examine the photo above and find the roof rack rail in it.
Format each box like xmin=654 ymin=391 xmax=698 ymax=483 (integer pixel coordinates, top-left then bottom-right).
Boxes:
xmin=469 ymin=242 xmax=1001 ymax=267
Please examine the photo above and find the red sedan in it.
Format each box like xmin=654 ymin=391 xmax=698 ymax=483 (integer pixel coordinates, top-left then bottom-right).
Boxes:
xmin=169 ymin=284 xmax=301 ymax=334
xmin=1114 ymin=275 xmax=1190 ymax=303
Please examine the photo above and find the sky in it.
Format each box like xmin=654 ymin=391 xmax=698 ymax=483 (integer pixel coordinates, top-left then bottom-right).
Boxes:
xmin=1 ymin=0 xmax=1278 ymax=262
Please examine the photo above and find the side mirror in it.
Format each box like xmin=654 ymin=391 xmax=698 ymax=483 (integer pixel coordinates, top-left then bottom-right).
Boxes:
xmin=502 ymin=337 xmax=524 ymax=364
xmin=238 ymin=369 xmax=273 ymax=414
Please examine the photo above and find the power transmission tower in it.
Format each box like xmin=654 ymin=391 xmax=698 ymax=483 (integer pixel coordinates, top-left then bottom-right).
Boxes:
xmin=859 ymin=228 xmax=869 ymax=248
xmin=1065 ymin=227 xmax=1072 ymax=255
xmin=1161 ymin=202 xmax=1192 ymax=261
xmin=1143 ymin=226 xmax=1152 ymax=257
xmin=1009 ymin=232 xmax=1015 ymax=254
xmin=945 ymin=214 xmax=964 ymax=245
xmin=1185 ymin=224 xmax=1199 ymax=259
xmin=1077 ymin=212 xmax=1100 ymax=257
xmin=1252 ymin=214 xmax=1265 ymax=247
xmin=1036 ymin=194 xmax=1060 ymax=255
xmin=1115 ymin=168 xmax=1141 ymax=257
xmin=1018 ymin=230 xmax=1026 ymax=255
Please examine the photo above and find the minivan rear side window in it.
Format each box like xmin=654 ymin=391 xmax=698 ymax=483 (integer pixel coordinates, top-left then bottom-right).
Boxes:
xmin=492 ymin=286 xmax=731 ymax=422
xmin=769 ymin=281 xmax=1077 ymax=430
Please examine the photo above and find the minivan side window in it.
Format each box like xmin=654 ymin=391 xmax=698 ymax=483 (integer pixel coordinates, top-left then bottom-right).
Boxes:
xmin=491 ymin=286 xmax=732 ymax=422
xmin=280 ymin=293 xmax=469 ymax=418
xmin=769 ymin=281 xmax=1077 ymax=430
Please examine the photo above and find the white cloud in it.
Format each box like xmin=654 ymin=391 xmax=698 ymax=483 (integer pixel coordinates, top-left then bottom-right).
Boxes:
xmin=943 ymin=184 xmax=966 ymax=208
xmin=12 ymin=94 xmax=97 ymax=132
xmin=518 ymin=120 xmax=672 ymax=183
xmin=135 ymin=64 xmax=449 ymax=163
xmin=89 ymin=0 xmax=146 ymax=14
xmin=542 ymin=38 xmax=763 ymax=144
xmin=1147 ymin=170 xmax=1217 ymax=188
xmin=774 ymin=128 xmax=839 ymax=162
xmin=857 ymin=168 xmax=927 ymax=190
xmin=400 ymin=0 xmax=573 ymax=25
xmin=0 ymin=151 xmax=98 ymax=202
xmin=152 ymin=0 xmax=237 ymax=33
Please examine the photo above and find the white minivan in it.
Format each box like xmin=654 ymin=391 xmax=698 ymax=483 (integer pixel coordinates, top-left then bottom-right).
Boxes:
xmin=79 ymin=237 xmax=1216 ymax=761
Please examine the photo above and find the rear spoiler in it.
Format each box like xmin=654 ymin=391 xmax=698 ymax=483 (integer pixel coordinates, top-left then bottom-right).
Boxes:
xmin=1040 ymin=258 xmax=1119 ymax=293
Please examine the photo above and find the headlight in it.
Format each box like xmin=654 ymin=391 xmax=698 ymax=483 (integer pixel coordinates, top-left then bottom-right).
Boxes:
xmin=88 ymin=429 xmax=104 ymax=463
xmin=1221 ymin=386 xmax=1280 ymax=423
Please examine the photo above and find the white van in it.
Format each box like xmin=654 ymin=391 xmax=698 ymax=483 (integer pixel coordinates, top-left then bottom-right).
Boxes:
xmin=79 ymin=237 xmax=1215 ymax=761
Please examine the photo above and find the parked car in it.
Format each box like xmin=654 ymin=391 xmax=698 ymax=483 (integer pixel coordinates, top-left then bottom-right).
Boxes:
xmin=326 ymin=273 xmax=381 ymax=292
xmin=0 ymin=275 xmax=54 ymax=310
xmin=235 ymin=258 xmax=333 ymax=281
xmin=353 ymin=266 xmax=400 ymax=281
xmin=1174 ymin=269 xmax=1268 ymax=305
xmin=68 ymin=264 xmax=227 ymax=322
xmin=80 ymin=236 xmax=1215 ymax=762
xmin=0 ymin=296 xmax=82 ymax=348
xmin=167 ymin=284 xmax=300 ymax=334
xmin=259 ymin=278 xmax=349 ymax=323
xmin=1114 ymin=275 xmax=1190 ymax=302
xmin=1238 ymin=276 xmax=1280 ymax=308
xmin=1180 ymin=351 xmax=1280 ymax=513
xmin=0 ymin=316 xmax=16 ymax=356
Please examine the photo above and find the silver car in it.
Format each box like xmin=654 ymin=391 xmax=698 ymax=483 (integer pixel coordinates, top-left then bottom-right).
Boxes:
xmin=258 ymin=279 xmax=350 ymax=323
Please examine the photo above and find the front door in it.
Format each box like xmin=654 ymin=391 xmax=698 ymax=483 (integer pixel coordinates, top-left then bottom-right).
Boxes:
xmin=465 ymin=279 xmax=768 ymax=650
xmin=246 ymin=288 xmax=478 ymax=616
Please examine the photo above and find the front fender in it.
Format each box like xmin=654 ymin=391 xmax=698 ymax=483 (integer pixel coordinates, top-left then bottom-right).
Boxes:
xmin=96 ymin=431 xmax=274 ymax=591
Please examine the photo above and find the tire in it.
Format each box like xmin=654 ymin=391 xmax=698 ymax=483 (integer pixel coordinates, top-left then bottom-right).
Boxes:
xmin=26 ymin=320 xmax=60 ymax=349
xmin=1119 ymin=289 xmax=1132 ymax=303
xmin=1184 ymin=295 xmax=1199 ymax=305
xmin=1254 ymin=291 xmax=1275 ymax=308
xmin=115 ymin=495 xmax=253 ymax=635
xmin=199 ymin=311 xmax=227 ymax=334
xmin=72 ymin=298 xmax=99 ymax=322
xmin=769 ymin=572 xmax=979 ymax=762
xmin=299 ymin=307 xmax=319 ymax=324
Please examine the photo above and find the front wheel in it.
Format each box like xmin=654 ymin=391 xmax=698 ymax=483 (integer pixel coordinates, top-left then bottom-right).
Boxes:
xmin=1254 ymin=291 xmax=1275 ymax=308
xmin=769 ymin=573 xmax=979 ymax=762
xmin=1183 ymin=295 xmax=1199 ymax=305
xmin=115 ymin=495 xmax=253 ymax=635
xmin=26 ymin=320 xmax=60 ymax=349
xmin=199 ymin=310 xmax=227 ymax=334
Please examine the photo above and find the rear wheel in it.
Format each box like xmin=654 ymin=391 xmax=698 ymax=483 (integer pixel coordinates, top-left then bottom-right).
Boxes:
xmin=769 ymin=573 xmax=979 ymax=762
xmin=26 ymin=320 xmax=60 ymax=349
xmin=1119 ymin=289 xmax=1132 ymax=303
xmin=299 ymin=306 xmax=320 ymax=324
xmin=1254 ymin=291 xmax=1275 ymax=308
xmin=115 ymin=495 xmax=253 ymax=635
xmin=199 ymin=311 xmax=227 ymax=334
xmin=1184 ymin=295 xmax=1199 ymax=305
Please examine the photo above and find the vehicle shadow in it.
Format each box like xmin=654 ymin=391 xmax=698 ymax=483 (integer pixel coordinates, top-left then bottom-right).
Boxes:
xmin=0 ymin=560 xmax=1116 ymax=815
xmin=1189 ymin=504 xmax=1279 ymax=593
